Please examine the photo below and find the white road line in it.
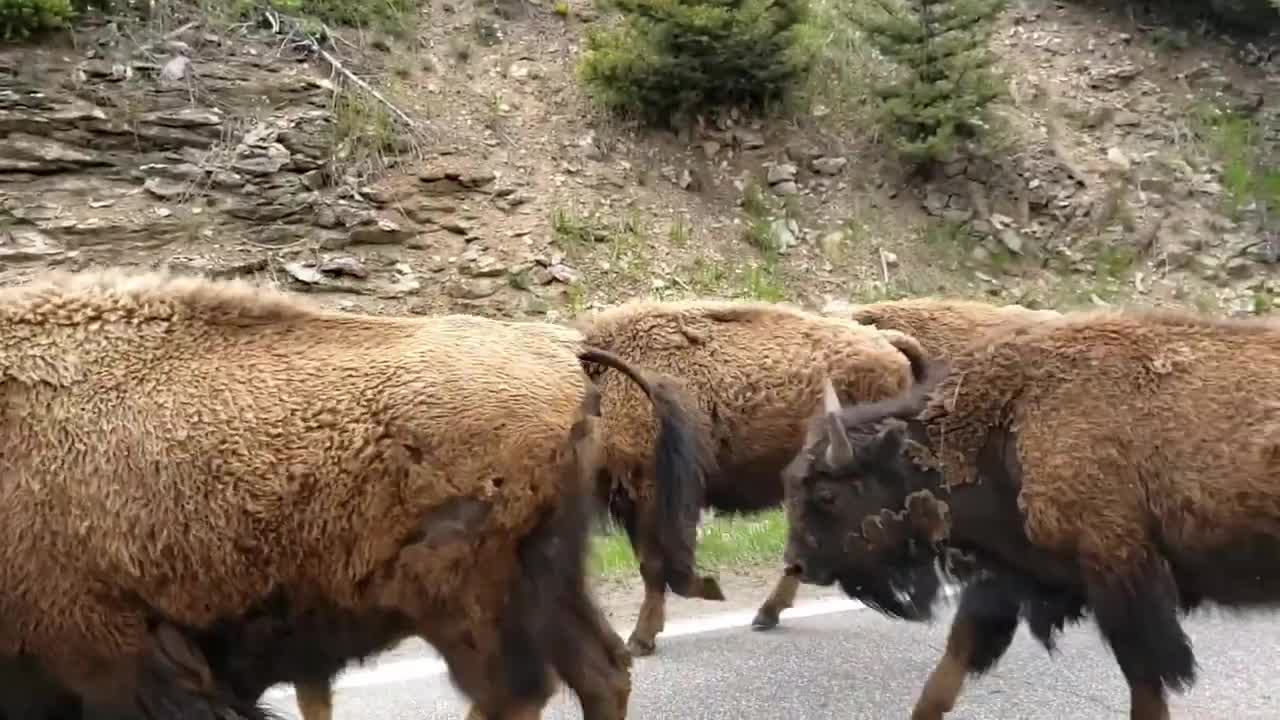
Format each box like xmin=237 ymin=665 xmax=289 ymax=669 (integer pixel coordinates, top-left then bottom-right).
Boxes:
xmin=264 ymin=586 xmax=963 ymax=697
xmin=263 ymin=594 xmax=879 ymax=698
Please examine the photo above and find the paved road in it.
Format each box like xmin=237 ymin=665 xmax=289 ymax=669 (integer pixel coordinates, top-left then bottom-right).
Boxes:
xmin=261 ymin=597 xmax=1280 ymax=719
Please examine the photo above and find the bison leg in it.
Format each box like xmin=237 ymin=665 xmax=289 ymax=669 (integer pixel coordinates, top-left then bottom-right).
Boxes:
xmin=294 ymin=677 xmax=333 ymax=720
xmin=910 ymin=577 xmax=1020 ymax=720
xmin=751 ymin=568 xmax=800 ymax=631
xmin=626 ymin=550 xmax=668 ymax=657
xmin=549 ymin=583 xmax=632 ymax=719
xmin=1085 ymin=556 xmax=1192 ymax=720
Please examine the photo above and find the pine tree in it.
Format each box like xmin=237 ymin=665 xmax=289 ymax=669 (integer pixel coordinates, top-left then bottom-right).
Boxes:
xmin=578 ymin=0 xmax=813 ymax=128
xmin=852 ymin=0 xmax=1007 ymax=166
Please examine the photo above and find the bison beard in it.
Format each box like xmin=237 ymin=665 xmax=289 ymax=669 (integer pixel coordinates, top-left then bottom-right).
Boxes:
xmin=836 ymin=559 xmax=943 ymax=621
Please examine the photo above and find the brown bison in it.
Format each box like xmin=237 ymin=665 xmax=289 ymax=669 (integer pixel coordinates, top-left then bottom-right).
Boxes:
xmin=573 ymin=299 xmax=928 ymax=655
xmin=782 ymin=307 xmax=1280 ymax=720
xmin=847 ymin=296 xmax=1060 ymax=361
xmin=0 ymin=269 xmax=710 ymax=720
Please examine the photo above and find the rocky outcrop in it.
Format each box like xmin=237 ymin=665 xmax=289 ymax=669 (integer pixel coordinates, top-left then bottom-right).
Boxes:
xmin=0 ymin=20 xmax=583 ymax=315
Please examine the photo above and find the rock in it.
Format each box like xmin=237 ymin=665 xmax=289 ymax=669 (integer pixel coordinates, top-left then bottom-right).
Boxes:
xmin=211 ymin=170 xmax=245 ymax=189
xmin=1191 ymin=253 xmax=1223 ymax=279
xmin=1105 ymin=147 xmax=1131 ymax=172
xmin=314 ymin=206 xmax=340 ymax=229
xmin=1089 ymin=63 xmax=1141 ymax=90
xmin=445 ymin=277 xmax=500 ymax=299
xmin=283 ymin=261 xmax=325 ymax=285
xmin=0 ymin=228 xmax=67 ymax=263
xmin=821 ymin=299 xmax=855 ymax=317
xmin=772 ymin=181 xmax=799 ymax=196
xmin=348 ymin=218 xmax=413 ymax=245
xmin=923 ymin=188 xmax=948 ymax=215
xmin=998 ymin=228 xmax=1025 ymax=255
xmin=140 ymin=162 xmax=205 ymax=181
xmin=529 ymin=266 xmax=555 ymax=285
xmin=159 ymin=55 xmax=190 ymax=83
xmin=463 ymin=255 xmax=507 ymax=278
xmin=768 ymin=218 xmax=800 ymax=254
xmin=785 ymin=142 xmax=824 ymax=165
xmin=881 ymin=250 xmax=900 ymax=267
xmin=732 ymin=129 xmax=765 ymax=150
xmin=141 ymin=108 xmax=224 ymax=128
xmin=701 ymin=141 xmax=721 ymax=159
xmin=1113 ymin=111 xmax=1141 ymax=127
xmin=372 ymin=274 xmax=422 ymax=299
xmin=767 ymin=162 xmax=798 ymax=185
xmin=1224 ymin=257 xmax=1254 ymax=280
xmin=143 ymin=177 xmax=188 ymax=199
xmin=0 ymin=134 xmax=110 ymax=172
xmin=810 ymin=156 xmax=847 ymax=176
xmin=224 ymin=198 xmax=308 ymax=222
xmin=319 ymin=256 xmax=369 ymax=279
xmin=419 ymin=164 xmax=496 ymax=190
xmin=943 ymin=159 xmax=968 ymax=178
xmin=233 ymin=143 xmax=291 ymax=176
xmin=439 ymin=218 xmax=470 ymax=235
xmin=677 ymin=168 xmax=696 ymax=191
xmin=548 ymin=263 xmax=581 ymax=284
xmin=300 ymin=170 xmax=327 ymax=191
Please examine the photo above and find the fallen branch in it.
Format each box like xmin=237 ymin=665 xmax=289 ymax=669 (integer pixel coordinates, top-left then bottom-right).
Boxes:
xmin=877 ymin=247 xmax=890 ymax=285
xmin=265 ymin=9 xmax=424 ymax=134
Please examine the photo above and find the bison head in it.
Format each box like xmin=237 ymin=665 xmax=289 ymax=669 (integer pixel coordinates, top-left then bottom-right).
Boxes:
xmin=781 ymin=378 xmax=950 ymax=622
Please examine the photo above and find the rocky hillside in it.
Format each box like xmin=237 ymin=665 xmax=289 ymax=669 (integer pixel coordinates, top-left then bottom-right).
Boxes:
xmin=1 ymin=0 xmax=1277 ymax=320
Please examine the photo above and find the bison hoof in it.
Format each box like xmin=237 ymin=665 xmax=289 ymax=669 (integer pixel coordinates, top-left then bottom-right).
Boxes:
xmin=909 ymin=705 xmax=946 ymax=720
xmin=750 ymin=609 xmax=780 ymax=631
xmin=626 ymin=637 xmax=656 ymax=657
xmin=701 ymin=576 xmax=726 ymax=601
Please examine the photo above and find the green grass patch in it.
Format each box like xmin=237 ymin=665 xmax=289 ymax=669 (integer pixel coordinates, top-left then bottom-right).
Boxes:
xmin=1188 ymin=102 xmax=1280 ymax=221
xmin=588 ymin=510 xmax=788 ymax=578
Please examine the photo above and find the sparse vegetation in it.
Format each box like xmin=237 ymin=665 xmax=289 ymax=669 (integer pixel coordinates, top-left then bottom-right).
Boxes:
xmin=578 ymin=0 xmax=814 ymax=127
xmin=850 ymin=0 xmax=1008 ymax=166
xmin=2 ymin=0 xmax=77 ymax=39
xmin=267 ymin=0 xmax=419 ymax=32
xmin=329 ymin=88 xmax=405 ymax=182
xmin=1189 ymin=103 xmax=1280 ymax=221
xmin=590 ymin=510 xmax=788 ymax=577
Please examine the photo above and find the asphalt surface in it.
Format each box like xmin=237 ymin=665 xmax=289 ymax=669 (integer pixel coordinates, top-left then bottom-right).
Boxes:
xmin=261 ymin=598 xmax=1280 ymax=719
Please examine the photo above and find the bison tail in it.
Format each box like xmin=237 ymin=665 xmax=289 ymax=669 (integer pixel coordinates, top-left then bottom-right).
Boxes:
xmin=576 ymin=348 xmax=722 ymax=601
xmin=879 ymin=329 xmax=936 ymax=387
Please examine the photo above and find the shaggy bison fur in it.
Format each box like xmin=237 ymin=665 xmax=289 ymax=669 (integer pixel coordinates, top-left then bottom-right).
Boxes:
xmin=0 ymin=269 xmax=709 ymax=720
xmin=848 ymin=297 xmax=1060 ymax=362
xmin=573 ymin=299 xmax=928 ymax=655
xmin=782 ymin=307 xmax=1280 ymax=720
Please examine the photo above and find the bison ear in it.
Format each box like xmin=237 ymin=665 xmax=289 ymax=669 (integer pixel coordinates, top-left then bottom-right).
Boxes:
xmin=874 ymin=422 xmax=906 ymax=465
xmin=822 ymin=379 xmax=855 ymax=468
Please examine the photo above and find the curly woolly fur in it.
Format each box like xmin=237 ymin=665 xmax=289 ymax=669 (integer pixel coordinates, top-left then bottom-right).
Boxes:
xmin=0 ymin=268 xmax=706 ymax=720
xmin=571 ymin=298 xmax=929 ymax=655
xmin=847 ymin=297 xmax=1061 ymax=361
xmin=784 ymin=306 xmax=1280 ymax=720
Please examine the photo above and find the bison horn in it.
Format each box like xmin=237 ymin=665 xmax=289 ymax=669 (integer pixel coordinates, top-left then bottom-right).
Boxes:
xmin=822 ymin=379 xmax=855 ymax=467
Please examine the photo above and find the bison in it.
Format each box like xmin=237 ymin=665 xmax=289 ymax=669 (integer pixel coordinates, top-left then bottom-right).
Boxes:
xmin=782 ymin=307 xmax=1280 ymax=720
xmin=847 ymin=296 xmax=1060 ymax=361
xmin=573 ymin=299 xmax=928 ymax=655
xmin=0 ymin=268 xmax=710 ymax=720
